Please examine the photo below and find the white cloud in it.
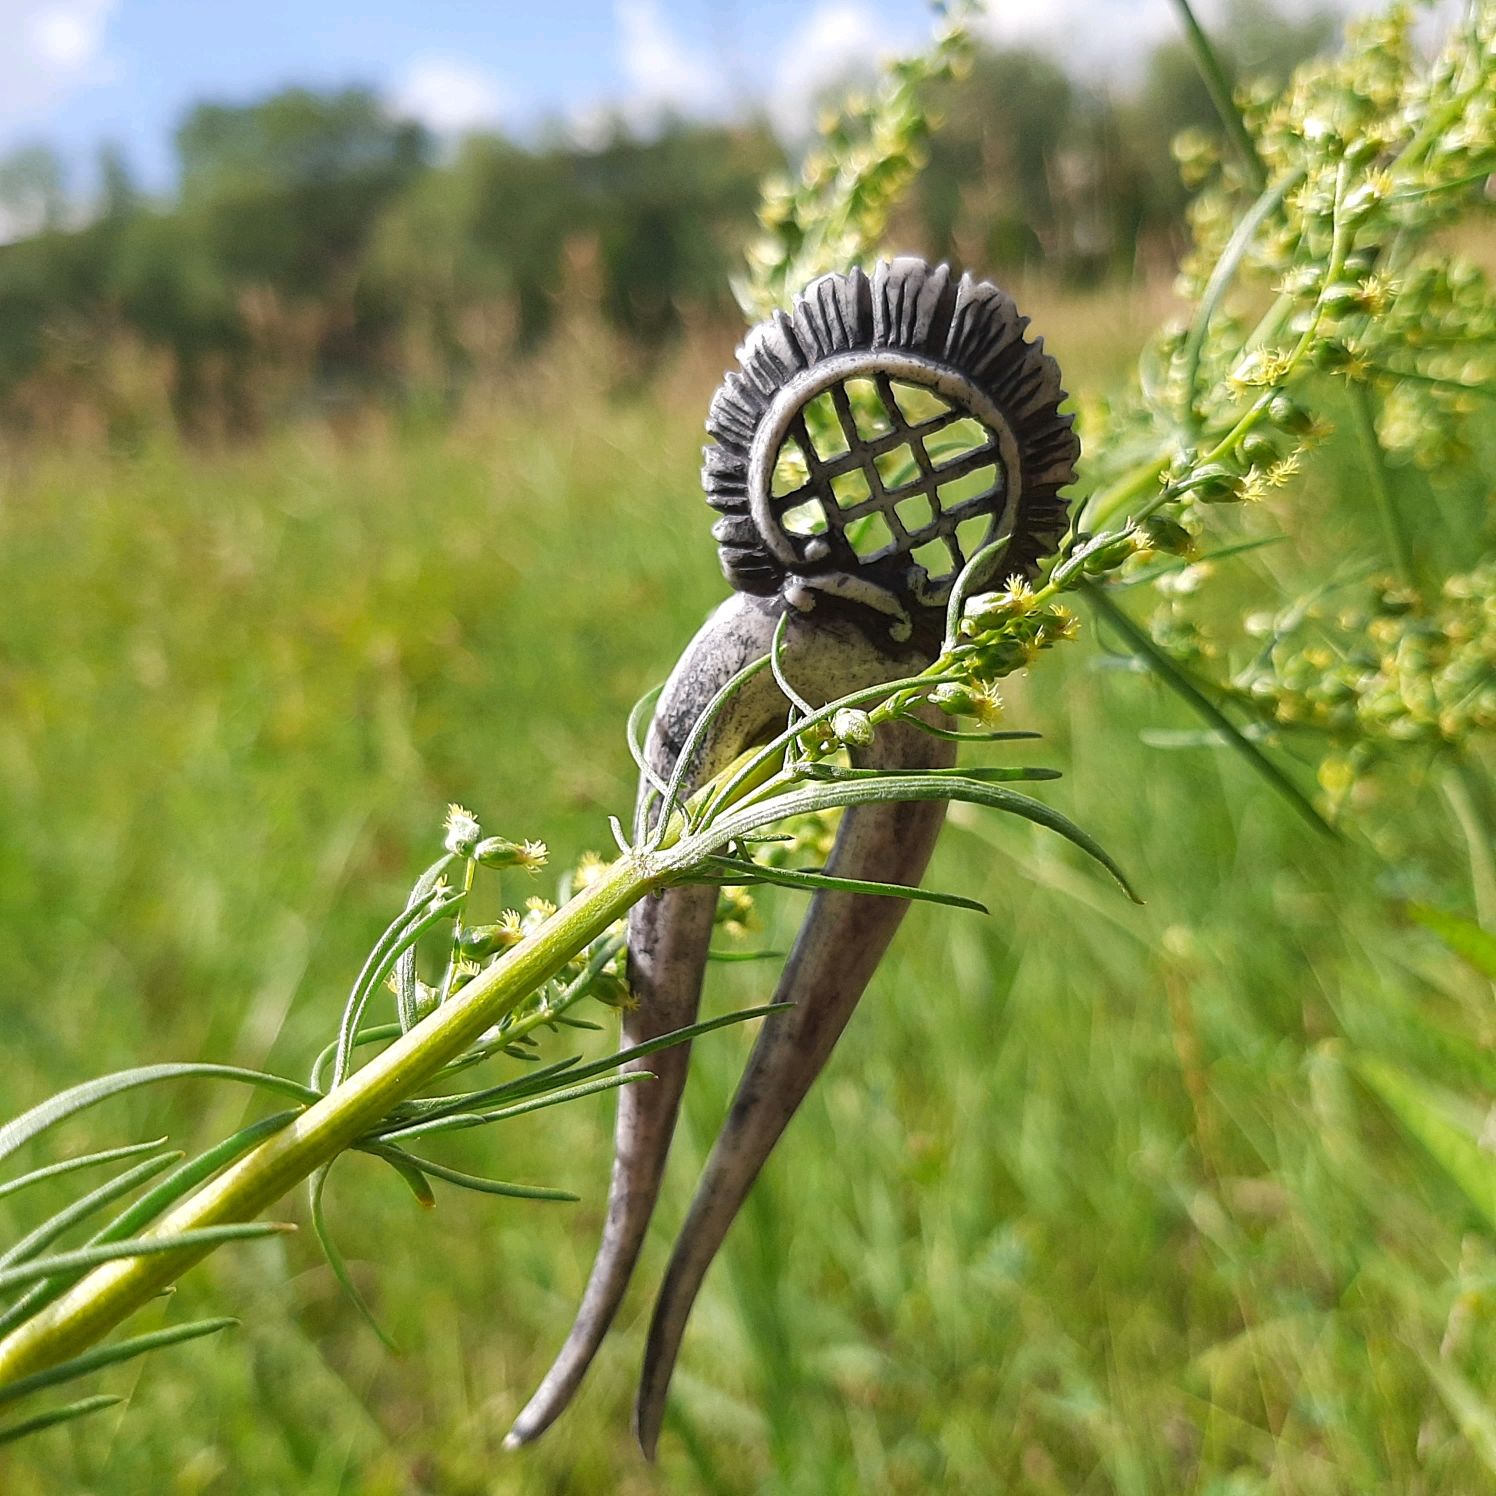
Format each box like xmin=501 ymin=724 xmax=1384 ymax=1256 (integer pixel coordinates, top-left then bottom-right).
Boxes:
xmin=30 ymin=0 xmax=110 ymax=67
xmin=614 ymin=0 xmax=720 ymax=127
xmin=0 ymin=0 xmax=118 ymax=140
xmin=767 ymin=2 xmax=900 ymax=139
xmin=391 ymin=57 xmax=509 ymax=137
xmin=979 ymin=0 xmax=1183 ymax=80
xmin=977 ymin=0 xmax=1447 ymax=81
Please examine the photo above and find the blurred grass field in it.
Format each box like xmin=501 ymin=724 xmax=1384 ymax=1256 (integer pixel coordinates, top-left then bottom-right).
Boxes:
xmin=0 ymin=283 xmax=1492 ymax=1495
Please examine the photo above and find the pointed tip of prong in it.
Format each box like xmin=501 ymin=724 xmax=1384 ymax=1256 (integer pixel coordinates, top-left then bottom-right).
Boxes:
xmin=632 ymin=1411 xmax=661 ymax=1463
xmin=501 ymin=1429 xmax=526 ymax=1452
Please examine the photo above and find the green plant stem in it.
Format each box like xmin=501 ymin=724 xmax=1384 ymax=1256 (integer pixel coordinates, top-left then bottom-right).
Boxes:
xmin=1443 ymin=760 xmax=1496 ymax=931
xmin=0 ymin=853 xmax=656 ymax=1388
xmin=1345 ymin=378 xmax=1415 ymax=586
xmin=1083 ymin=455 xmax=1171 ymax=535
xmin=1083 ymin=581 xmax=1334 ymax=837
xmin=1181 ymin=170 xmax=1303 ymax=428
xmin=1169 ymin=0 xmax=1267 ymax=192
xmin=1091 ymin=161 xmax=1357 ymax=539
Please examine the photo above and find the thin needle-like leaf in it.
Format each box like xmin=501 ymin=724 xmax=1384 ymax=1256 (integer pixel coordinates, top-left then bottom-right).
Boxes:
xmin=769 ymin=609 xmax=815 ymax=719
xmin=0 ymin=1317 xmax=239 ymax=1409
xmin=894 ymin=718 xmax=1042 ymax=743
xmin=90 ymin=1113 xmax=302 ymax=1249
xmin=697 ymin=667 xmax=968 ymax=828
xmin=393 ymin=854 xmax=459 ymax=1033
xmin=0 ymin=1067 xmax=319 ymax=1169
xmin=800 ymin=763 xmax=1061 ymax=784
xmin=693 ymin=857 xmax=990 ymax=914
xmin=687 ymin=775 xmax=1142 ymax=902
xmin=626 ymin=683 xmax=669 ymax=796
xmin=653 ymin=653 xmax=772 ymax=845
xmin=1138 ymin=724 xmax=1276 ymax=749
xmin=1114 ymin=533 xmax=1287 ymax=588
xmin=374 ymin=1072 xmax=653 ymax=1142
xmin=0 ymin=1225 xmax=293 ymax=1298
xmin=432 ymin=933 xmax=628 ymax=1085
xmin=408 ymin=1004 xmax=789 ymax=1122
xmin=1083 ymin=581 xmax=1336 ymax=839
xmin=363 ymin=1145 xmax=577 ymax=1202
xmin=308 ymin=1166 xmax=396 ymax=1350
xmin=1180 ymin=171 xmax=1299 ymax=418
xmin=335 ymin=889 xmax=464 ymax=1086
xmin=0 ymin=1154 xmax=182 ymax=1271
xmin=0 ymin=1393 xmax=121 ymax=1446
xmin=0 ymin=1140 xmax=168 ymax=1205
xmin=943 ymin=533 xmax=1014 ymax=650
xmin=309 ymin=1024 xmax=404 ymax=1093
xmin=0 ymin=1112 xmax=303 ymax=1342
xmin=370 ymin=1150 xmax=436 ymax=1209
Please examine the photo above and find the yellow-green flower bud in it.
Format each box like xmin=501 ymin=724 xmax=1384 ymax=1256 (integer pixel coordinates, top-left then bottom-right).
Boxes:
xmin=928 ymin=683 xmax=977 ymax=717
xmin=1268 ymin=393 xmax=1315 ymax=434
xmin=831 ymin=708 xmax=875 ymax=747
xmin=1240 ymin=432 xmax=1280 ymax=467
xmin=443 ymin=804 xmax=481 ymax=857
xmin=475 ymin=836 xmax=549 ymax=872
xmin=1143 ymin=515 xmax=1194 ymax=556
xmin=1178 ymin=463 xmax=1242 ymax=503
xmin=1080 ymin=530 xmax=1142 ymax=572
xmin=1319 ymin=282 xmax=1367 ymax=315
xmin=458 ymin=922 xmax=527 ymax=959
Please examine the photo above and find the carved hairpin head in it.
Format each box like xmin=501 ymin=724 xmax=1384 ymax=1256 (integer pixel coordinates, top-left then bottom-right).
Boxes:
xmin=704 ymin=258 xmax=1078 ymax=632
xmin=507 ymin=259 xmax=1079 ymax=1458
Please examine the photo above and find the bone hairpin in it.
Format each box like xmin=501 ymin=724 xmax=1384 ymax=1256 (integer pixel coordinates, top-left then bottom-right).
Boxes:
xmin=505 ymin=257 xmax=1079 ymax=1457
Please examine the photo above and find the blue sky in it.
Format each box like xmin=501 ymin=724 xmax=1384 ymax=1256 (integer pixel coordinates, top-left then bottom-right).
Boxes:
xmin=1 ymin=0 xmax=924 ymax=192
xmin=0 ymin=0 xmax=1377 ymax=201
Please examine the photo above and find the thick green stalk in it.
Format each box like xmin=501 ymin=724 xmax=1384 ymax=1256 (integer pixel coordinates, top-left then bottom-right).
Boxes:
xmin=0 ymin=853 xmax=657 ymax=1387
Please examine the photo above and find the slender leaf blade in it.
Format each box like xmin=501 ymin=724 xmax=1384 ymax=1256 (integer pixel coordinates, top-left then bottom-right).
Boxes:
xmin=0 ymin=1154 xmax=181 ymax=1271
xmin=1083 ymin=581 xmax=1334 ymax=839
xmin=0 ymin=1393 xmax=121 ymax=1447
xmin=0 ymin=1140 xmax=168 ymax=1205
xmin=374 ymin=1072 xmax=652 ymax=1141
xmin=0 ymin=1067 xmax=319 ymax=1168
xmin=0 ymin=1111 xmax=302 ymax=1341
xmin=1408 ymin=903 xmax=1496 ymax=980
xmin=309 ymin=1165 xmax=397 ymax=1349
xmin=364 ymin=1145 xmax=577 ymax=1202
xmin=1355 ymin=1056 xmax=1496 ymax=1232
xmin=0 ymin=1317 xmax=239 ymax=1409
xmin=414 ymin=1004 xmax=790 ymax=1121
xmin=0 ymin=1225 xmax=293 ymax=1298
xmin=696 ymin=857 xmax=989 ymax=914
xmin=694 ymin=776 xmax=1142 ymax=903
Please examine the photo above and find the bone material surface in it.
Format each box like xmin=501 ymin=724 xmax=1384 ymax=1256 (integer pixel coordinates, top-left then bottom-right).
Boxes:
xmin=507 ymin=593 xmax=949 ymax=1448
xmin=511 ymin=259 xmax=1076 ymax=1455
xmin=505 ymin=593 xmax=786 ymax=1448
xmin=633 ymin=709 xmax=953 ymax=1457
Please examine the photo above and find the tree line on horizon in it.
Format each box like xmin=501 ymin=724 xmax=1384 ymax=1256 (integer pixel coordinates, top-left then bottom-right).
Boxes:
xmin=0 ymin=2 xmax=1333 ymax=439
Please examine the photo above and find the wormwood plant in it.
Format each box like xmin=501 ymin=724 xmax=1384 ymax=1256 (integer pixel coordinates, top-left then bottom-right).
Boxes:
xmin=0 ymin=560 xmax=1133 ymax=1439
xmin=0 ymin=0 xmax=1491 ymax=1456
xmin=742 ymin=0 xmax=1493 ymax=848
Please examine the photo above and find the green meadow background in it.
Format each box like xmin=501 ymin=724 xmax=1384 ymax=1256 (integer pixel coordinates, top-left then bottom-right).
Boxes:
xmin=0 ymin=270 xmax=1492 ymax=1494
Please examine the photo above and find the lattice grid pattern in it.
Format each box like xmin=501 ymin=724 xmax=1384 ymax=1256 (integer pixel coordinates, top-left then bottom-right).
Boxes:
xmin=769 ymin=372 xmax=1008 ymax=589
